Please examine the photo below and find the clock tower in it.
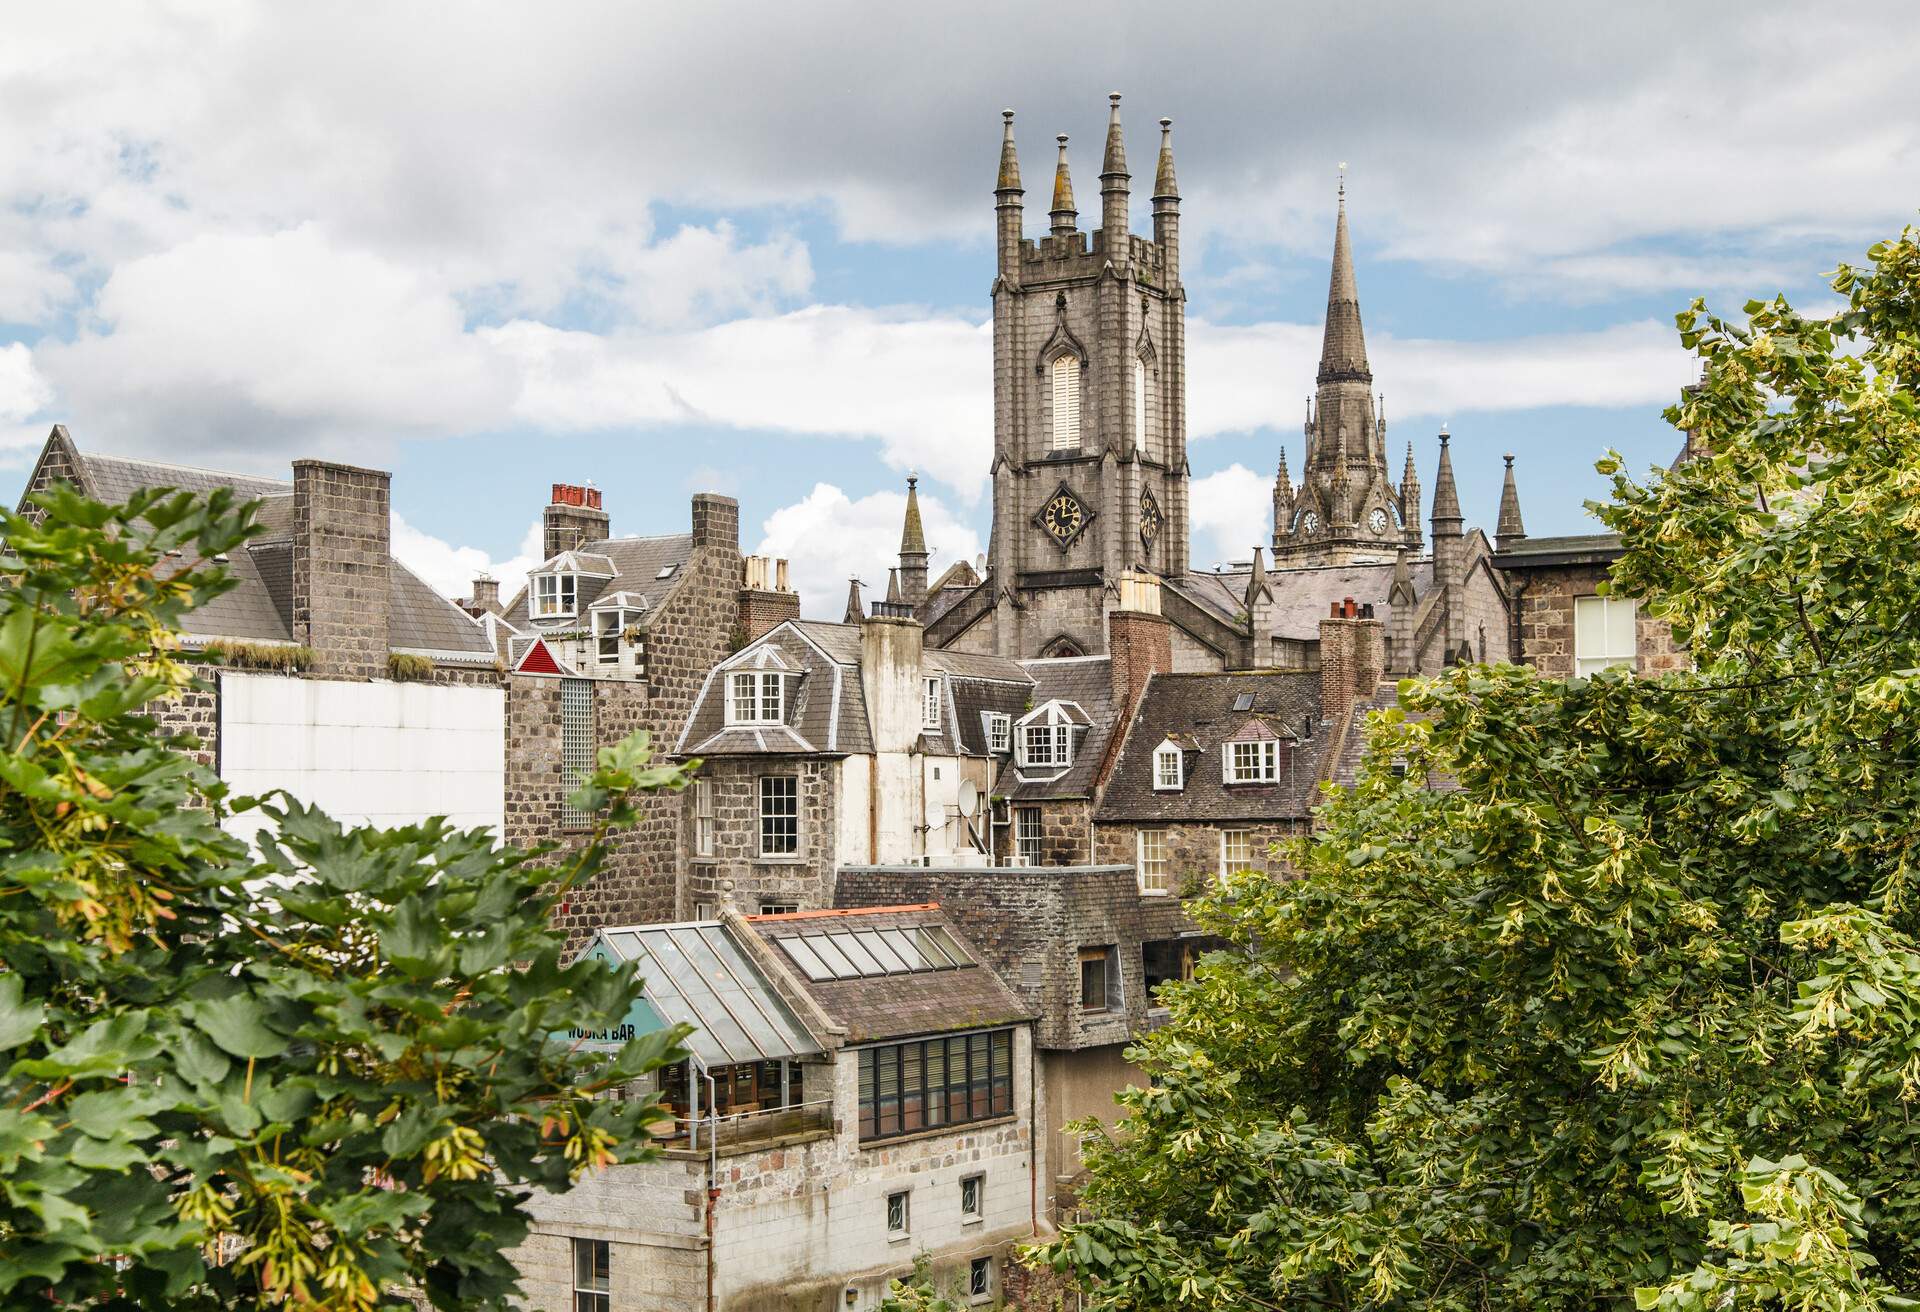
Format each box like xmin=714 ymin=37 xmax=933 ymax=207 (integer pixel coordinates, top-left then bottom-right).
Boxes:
xmin=983 ymin=96 xmax=1189 ymax=659
xmin=1271 ymin=182 xmax=1422 ymax=567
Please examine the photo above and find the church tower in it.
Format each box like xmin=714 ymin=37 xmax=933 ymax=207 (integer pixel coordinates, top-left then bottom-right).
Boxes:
xmin=986 ymin=97 xmax=1189 ymax=658
xmin=1272 ymin=181 xmax=1416 ymax=567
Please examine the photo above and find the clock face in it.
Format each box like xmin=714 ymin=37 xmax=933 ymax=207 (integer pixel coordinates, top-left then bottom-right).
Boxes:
xmin=1300 ymin=510 xmax=1320 ymax=535
xmin=1139 ymin=488 xmax=1163 ymax=548
xmin=1368 ymin=507 xmax=1390 ymax=536
xmin=1037 ymin=486 xmax=1088 ymax=547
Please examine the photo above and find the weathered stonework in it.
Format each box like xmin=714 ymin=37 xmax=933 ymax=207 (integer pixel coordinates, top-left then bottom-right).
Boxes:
xmin=292 ymin=460 xmax=391 ymax=680
xmin=683 ymin=757 xmax=839 ymax=916
xmin=1509 ymin=561 xmax=1688 ymax=678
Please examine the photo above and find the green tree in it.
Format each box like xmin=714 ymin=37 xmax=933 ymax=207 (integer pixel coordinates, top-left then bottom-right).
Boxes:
xmin=0 ymin=487 xmax=689 ymax=1309
xmin=1032 ymin=227 xmax=1920 ymax=1310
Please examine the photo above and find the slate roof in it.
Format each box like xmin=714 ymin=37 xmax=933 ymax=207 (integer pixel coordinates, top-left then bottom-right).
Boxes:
xmin=677 ymin=620 xmax=1030 ymax=760
xmin=1096 ymin=671 xmax=1332 ymax=822
xmin=502 ymin=533 xmax=696 ymax=631
xmin=1173 ymin=559 xmax=1436 ymax=642
xmin=1491 ymin=533 xmax=1624 ymax=568
xmin=17 ymin=430 xmax=495 ymax=659
xmin=994 ymin=655 xmax=1117 ymax=801
xmin=746 ymin=905 xmax=1033 ymax=1044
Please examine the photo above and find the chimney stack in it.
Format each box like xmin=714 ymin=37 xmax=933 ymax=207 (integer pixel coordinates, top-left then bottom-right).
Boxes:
xmin=293 ymin=459 xmax=392 ymax=679
xmin=543 ymin=482 xmax=609 ymax=561
xmin=469 ymin=572 xmax=501 ymax=617
xmin=738 ymin=554 xmax=801 ymax=643
xmin=1319 ymin=602 xmax=1385 ymax=730
xmin=690 ymin=492 xmax=739 ymax=552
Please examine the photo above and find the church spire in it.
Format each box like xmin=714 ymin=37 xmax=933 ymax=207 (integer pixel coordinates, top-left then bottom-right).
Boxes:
xmin=996 ymin=110 xmax=1022 ymax=193
xmin=1101 ymin=93 xmax=1128 ymax=178
xmin=843 ymin=577 xmax=864 ymax=625
xmin=1431 ymin=429 xmax=1463 ymax=526
xmin=898 ymin=475 xmax=930 ymax=606
xmin=1399 ymin=439 xmax=1423 ymax=551
xmin=1050 ymin=134 xmax=1077 ymax=236
xmin=1496 ymin=453 xmax=1527 ymax=544
xmin=899 ymin=476 xmax=927 ymax=555
xmin=1316 ymin=174 xmax=1371 ymax=385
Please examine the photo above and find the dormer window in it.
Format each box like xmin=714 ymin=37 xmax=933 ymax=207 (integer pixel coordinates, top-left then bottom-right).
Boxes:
xmin=922 ymin=677 xmax=943 ymax=730
xmin=1223 ymin=739 xmax=1281 ymax=784
xmin=1021 ymin=723 xmax=1070 ymax=768
xmin=726 ymin=670 xmax=784 ymax=725
xmin=531 ymin=572 xmax=577 ymax=619
xmin=1152 ymin=741 xmax=1184 ymax=791
xmin=985 ymin=713 xmax=1011 ymax=754
xmin=1016 ymin=700 xmax=1086 ymax=772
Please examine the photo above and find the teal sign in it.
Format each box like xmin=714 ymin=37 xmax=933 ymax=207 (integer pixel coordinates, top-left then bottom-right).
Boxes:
xmin=553 ymin=945 xmax=670 ymax=1051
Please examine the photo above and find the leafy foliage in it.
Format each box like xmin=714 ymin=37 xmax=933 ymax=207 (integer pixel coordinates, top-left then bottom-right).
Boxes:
xmin=1032 ymin=228 xmax=1920 ymax=1309
xmin=0 ymin=487 xmax=691 ymax=1308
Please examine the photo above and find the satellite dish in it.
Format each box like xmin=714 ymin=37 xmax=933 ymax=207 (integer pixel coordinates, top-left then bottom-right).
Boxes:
xmin=956 ymin=779 xmax=980 ymax=817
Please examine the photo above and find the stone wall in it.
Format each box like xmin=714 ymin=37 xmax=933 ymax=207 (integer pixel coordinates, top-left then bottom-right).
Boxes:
xmin=684 ymin=757 xmax=838 ymax=916
xmin=1091 ymin=819 xmax=1300 ymax=894
xmin=512 ymin=1028 xmax=1041 ymax=1312
xmin=292 ymin=460 xmax=391 ymax=679
xmin=997 ymin=797 xmax=1093 ymax=866
xmin=1513 ymin=562 xmax=1687 ymax=678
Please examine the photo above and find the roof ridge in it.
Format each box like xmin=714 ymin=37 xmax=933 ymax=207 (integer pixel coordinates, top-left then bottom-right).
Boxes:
xmin=87 ymin=451 xmax=294 ymax=486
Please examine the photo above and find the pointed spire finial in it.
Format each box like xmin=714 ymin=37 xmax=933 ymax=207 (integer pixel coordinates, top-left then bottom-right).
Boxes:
xmin=1153 ymin=117 xmax=1178 ymax=200
xmin=1102 ymin=93 xmax=1128 ymax=178
xmin=1432 ymin=429 xmax=1462 ymax=525
xmin=1050 ymin=134 xmax=1077 ymax=236
xmin=900 ymin=474 xmax=927 ymax=556
xmin=886 ymin=567 xmax=902 ymax=604
xmin=843 ymin=576 xmax=865 ymax=625
xmin=997 ymin=109 xmax=1022 ymax=193
xmin=1245 ymin=545 xmax=1272 ymax=608
xmin=1496 ymin=452 xmax=1527 ymax=544
xmin=1317 ymin=173 xmax=1370 ymax=385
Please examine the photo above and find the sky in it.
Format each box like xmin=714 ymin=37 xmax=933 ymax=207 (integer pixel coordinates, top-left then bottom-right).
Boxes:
xmin=4 ymin=3 xmax=1916 ymax=613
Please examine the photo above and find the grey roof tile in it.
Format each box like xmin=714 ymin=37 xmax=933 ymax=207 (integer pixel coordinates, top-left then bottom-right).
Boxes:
xmin=1097 ymin=671 xmax=1333 ymax=822
xmin=994 ymin=656 xmax=1116 ymax=801
xmin=504 ymin=533 xmax=697 ymax=629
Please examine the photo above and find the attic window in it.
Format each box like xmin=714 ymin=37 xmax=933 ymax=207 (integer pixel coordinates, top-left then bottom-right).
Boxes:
xmin=656 ymin=563 xmax=678 ymax=580
xmin=985 ymin=713 xmax=1011 ymax=754
xmin=922 ymin=677 xmax=943 ymax=730
xmin=594 ymin=609 xmax=643 ymax=663
xmin=1223 ymin=739 xmax=1281 ymax=784
xmin=1152 ymin=741 xmax=1184 ymax=791
xmin=530 ymin=572 xmax=577 ymax=619
xmin=726 ymin=670 xmax=784 ymax=725
xmin=1232 ymin=692 xmax=1255 ymax=712
xmin=1020 ymin=723 xmax=1071 ymax=770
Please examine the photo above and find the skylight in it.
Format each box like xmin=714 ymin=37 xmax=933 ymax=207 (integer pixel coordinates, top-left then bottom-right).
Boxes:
xmin=1232 ymin=692 xmax=1255 ymax=712
xmin=777 ymin=925 xmax=974 ymax=982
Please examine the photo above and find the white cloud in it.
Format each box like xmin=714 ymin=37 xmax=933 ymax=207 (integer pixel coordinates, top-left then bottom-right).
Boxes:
xmin=1188 ymin=464 xmax=1273 ymax=570
xmin=1187 ymin=318 xmax=1698 ymax=443
xmin=33 ymin=225 xmax=516 ymax=472
xmin=490 ymin=307 xmax=994 ymax=498
xmin=391 ymin=515 xmax=542 ymax=606
xmin=0 ymin=343 xmax=51 ymax=424
xmin=753 ymin=482 xmax=983 ymax=619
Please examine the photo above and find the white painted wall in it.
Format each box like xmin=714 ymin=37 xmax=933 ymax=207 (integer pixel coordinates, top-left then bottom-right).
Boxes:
xmin=218 ymin=673 xmax=505 ymax=840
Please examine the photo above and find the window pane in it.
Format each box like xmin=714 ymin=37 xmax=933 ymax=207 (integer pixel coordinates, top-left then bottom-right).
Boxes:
xmin=560 ymin=679 xmax=594 ymax=831
xmin=826 ymin=931 xmax=885 ymax=976
xmin=1607 ymin=597 xmax=1637 ymax=656
xmin=856 ymin=929 xmax=911 ymax=973
xmin=926 ymin=926 xmax=973 ymax=967
xmin=805 ymin=934 xmax=859 ymax=979
xmin=876 ymin=928 xmax=926 ymax=970
xmin=908 ymin=927 xmax=957 ymax=969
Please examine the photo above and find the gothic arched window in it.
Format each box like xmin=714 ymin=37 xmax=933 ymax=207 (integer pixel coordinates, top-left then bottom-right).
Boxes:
xmin=1050 ymin=355 xmax=1082 ymax=451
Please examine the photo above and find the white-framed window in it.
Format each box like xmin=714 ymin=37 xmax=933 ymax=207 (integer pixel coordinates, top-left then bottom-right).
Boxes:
xmin=531 ymin=572 xmax=578 ymax=619
xmin=692 ymin=778 xmax=715 ymax=857
xmin=1221 ymin=829 xmax=1254 ymax=880
xmin=1050 ymin=354 xmax=1081 ymax=450
xmin=960 ymin=1173 xmax=984 ymax=1223
xmin=726 ymin=670 xmax=784 ymax=725
xmin=886 ymin=1189 xmax=910 ymax=1239
xmin=1138 ymin=828 xmax=1170 ymax=895
xmin=985 ymin=713 xmax=1011 ymax=754
xmin=1134 ymin=356 xmax=1150 ymax=460
xmin=1020 ymin=723 xmax=1071 ymax=769
xmin=969 ymin=1256 xmax=993 ymax=1302
xmin=1015 ymin=806 xmax=1042 ymax=866
xmin=570 ymin=1237 xmax=610 ymax=1312
xmin=1222 ymin=739 xmax=1280 ymax=784
xmin=759 ymin=775 xmax=799 ymax=857
xmin=1574 ymin=595 xmax=1638 ymax=677
xmin=594 ymin=608 xmax=639 ymax=662
xmin=922 ymin=677 xmax=943 ymax=730
xmin=1152 ymin=740 xmax=1183 ymax=791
